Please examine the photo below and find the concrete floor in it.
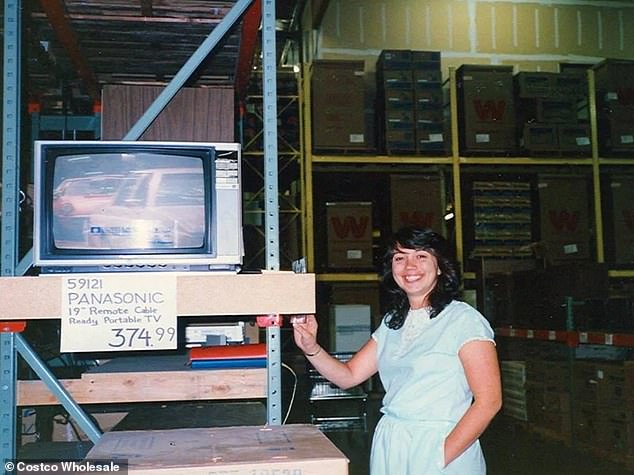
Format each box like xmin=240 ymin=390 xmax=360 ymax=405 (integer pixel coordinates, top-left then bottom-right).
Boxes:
xmin=319 ymin=395 xmax=633 ymax=475
xmin=17 ymin=392 xmax=634 ymax=474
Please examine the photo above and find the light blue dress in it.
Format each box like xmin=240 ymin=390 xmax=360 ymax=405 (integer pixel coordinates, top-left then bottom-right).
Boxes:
xmin=370 ymin=300 xmax=495 ymax=475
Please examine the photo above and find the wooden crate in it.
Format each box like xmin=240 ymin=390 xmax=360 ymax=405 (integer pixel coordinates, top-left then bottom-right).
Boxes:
xmin=85 ymin=424 xmax=349 ymax=475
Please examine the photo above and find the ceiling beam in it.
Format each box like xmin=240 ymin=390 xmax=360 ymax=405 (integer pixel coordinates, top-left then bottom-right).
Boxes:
xmin=235 ymin=0 xmax=261 ymax=100
xmin=37 ymin=0 xmax=100 ymax=101
xmin=30 ymin=12 xmax=224 ymax=25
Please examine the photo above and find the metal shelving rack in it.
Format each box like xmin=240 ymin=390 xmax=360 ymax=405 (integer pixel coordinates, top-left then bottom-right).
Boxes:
xmin=241 ymin=69 xmax=305 ymax=270
xmin=301 ymin=63 xmax=634 ymax=281
xmin=299 ymin=56 xmax=634 ymax=469
xmin=0 ymin=0 xmax=290 ymax=468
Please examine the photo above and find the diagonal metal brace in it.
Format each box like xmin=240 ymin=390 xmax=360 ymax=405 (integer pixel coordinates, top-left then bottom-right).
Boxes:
xmin=124 ymin=0 xmax=255 ymax=140
xmin=15 ymin=334 xmax=102 ymax=443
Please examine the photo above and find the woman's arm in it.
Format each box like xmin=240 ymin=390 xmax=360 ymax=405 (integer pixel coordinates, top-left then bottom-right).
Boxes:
xmin=293 ymin=314 xmax=378 ymax=389
xmin=443 ymin=340 xmax=502 ymax=466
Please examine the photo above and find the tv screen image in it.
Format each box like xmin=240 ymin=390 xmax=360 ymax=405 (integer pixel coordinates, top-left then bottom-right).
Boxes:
xmin=34 ymin=141 xmax=243 ymax=273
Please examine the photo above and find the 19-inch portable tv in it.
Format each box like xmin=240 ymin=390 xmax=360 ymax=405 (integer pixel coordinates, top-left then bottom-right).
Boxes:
xmin=33 ymin=140 xmax=243 ymax=273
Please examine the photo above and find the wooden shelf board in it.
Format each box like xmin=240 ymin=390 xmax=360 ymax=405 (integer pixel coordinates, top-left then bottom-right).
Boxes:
xmin=17 ymin=354 xmax=267 ymax=406
xmin=0 ymin=272 xmax=316 ymax=320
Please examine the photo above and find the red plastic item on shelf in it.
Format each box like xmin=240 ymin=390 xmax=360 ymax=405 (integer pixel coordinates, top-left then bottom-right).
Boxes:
xmin=189 ymin=343 xmax=267 ymax=362
xmin=256 ymin=314 xmax=282 ymax=327
xmin=0 ymin=321 xmax=26 ymax=333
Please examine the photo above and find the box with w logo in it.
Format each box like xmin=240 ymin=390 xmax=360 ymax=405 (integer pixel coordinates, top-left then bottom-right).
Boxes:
xmin=538 ymin=176 xmax=591 ymax=263
xmin=390 ymin=174 xmax=444 ymax=234
xmin=457 ymin=65 xmax=517 ymax=154
xmin=326 ymin=202 xmax=374 ymax=269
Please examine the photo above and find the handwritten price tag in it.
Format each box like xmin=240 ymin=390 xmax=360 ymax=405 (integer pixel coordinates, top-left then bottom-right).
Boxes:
xmin=60 ymin=274 xmax=177 ymax=352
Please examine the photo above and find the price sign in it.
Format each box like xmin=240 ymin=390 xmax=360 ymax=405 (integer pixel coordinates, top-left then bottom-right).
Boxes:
xmin=60 ymin=274 xmax=177 ymax=352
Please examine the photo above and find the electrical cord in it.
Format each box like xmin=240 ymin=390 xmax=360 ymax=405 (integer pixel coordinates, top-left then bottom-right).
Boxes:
xmin=281 ymin=362 xmax=297 ymax=424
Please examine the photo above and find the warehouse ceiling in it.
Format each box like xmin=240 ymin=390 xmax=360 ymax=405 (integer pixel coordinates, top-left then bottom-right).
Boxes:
xmin=21 ymin=0 xmax=305 ymax=110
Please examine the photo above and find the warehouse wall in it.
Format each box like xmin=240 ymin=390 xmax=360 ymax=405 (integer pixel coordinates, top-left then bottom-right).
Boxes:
xmin=310 ymin=0 xmax=634 ymax=74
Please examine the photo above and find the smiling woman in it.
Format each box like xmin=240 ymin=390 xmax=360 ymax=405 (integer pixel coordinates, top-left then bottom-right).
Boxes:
xmin=382 ymin=228 xmax=462 ymax=329
xmin=389 ymin=247 xmax=440 ymax=311
xmin=293 ymin=227 xmax=502 ymax=475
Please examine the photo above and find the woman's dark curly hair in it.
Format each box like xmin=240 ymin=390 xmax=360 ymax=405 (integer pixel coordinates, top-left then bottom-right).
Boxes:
xmin=381 ymin=227 xmax=461 ymax=330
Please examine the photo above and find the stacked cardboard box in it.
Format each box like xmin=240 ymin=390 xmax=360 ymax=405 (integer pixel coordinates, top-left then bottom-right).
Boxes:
xmin=311 ymin=60 xmax=370 ymax=152
xmin=515 ymin=71 xmax=590 ymax=155
xmin=538 ymin=174 xmax=591 ymax=263
xmin=526 ymin=359 xmax=572 ymax=444
xmin=376 ymin=50 xmax=446 ymax=155
xmin=329 ymin=282 xmax=382 ymax=328
xmin=608 ymin=176 xmax=634 ymax=264
xmin=593 ymin=59 xmax=634 ymax=155
xmin=508 ymin=263 xmax=608 ymax=330
xmin=572 ymin=361 xmax=634 ymax=464
xmin=390 ymin=174 xmax=445 ymax=234
xmin=457 ymin=65 xmax=517 ymax=154
xmin=329 ymin=304 xmax=372 ymax=353
xmin=326 ymin=201 xmax=374 ymax=270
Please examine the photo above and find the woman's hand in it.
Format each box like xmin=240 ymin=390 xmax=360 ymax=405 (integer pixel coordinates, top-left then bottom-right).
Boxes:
xmin=291 ymin=314 xmax=320 ymax=355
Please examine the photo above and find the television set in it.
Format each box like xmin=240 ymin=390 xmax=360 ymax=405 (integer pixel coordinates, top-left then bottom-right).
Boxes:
xmin=33 ymin=140 xmax=243 ymax=273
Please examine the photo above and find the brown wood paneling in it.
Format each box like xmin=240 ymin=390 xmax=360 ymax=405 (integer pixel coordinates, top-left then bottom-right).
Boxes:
xmin=101 ymin=85 xmax=235 ymax=142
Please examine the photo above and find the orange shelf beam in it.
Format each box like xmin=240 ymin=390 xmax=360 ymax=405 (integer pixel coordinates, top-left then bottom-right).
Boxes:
xmin=496 ymin=327 xmax=634 ymax=348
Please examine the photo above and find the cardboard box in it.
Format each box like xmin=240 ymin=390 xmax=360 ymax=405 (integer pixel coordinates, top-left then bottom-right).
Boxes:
xmin=610 ymin=177 xmax=634 ymax=264
xmin=414 ymin=87 xmax=443 ymax=109
xmin=385 ymin=130 xmax=416 ymax=153
xmin=457 ymin=65 xmax=517 ymax=153
xmin=558 ymin=123 xmax=591 ymax=153
xmin=382 ymin=88 xmax=415 ymax=110
xmin=538 ymin=175 xmax=591 ymax=262
xmin=572 ymin=402 xmax=604 ymax=447
xmin=379 ymin=69 xmax=413 ymax=89
xmin=535 ymin=98 xmax=578 ymax=123
xmin=330 ymin=282 xmax=382 ymax=328
xmin=553 ymin=73 xmax=588 ymax=99
xmin=411 ymin=50 xmax=441 ymax=67
xmin=330 ymin=304 xmax=372 ymax=353
xmin=599 ymin=117 xmax=634 ymax=153
xmin=593 ymin=59 xmax=634 ymax=102
xmin=377 ymin=49 xmax=412 ymax=70
xmin=326 ymin=202 xmax=373 ymax=269
xmin=460 ymin=124 xmax=517 ymax=153
xmin=515 ymin=72 xmax=556 ymax=98
xmin=84 ymin=424 xmax=349 ymax=475
xmin=384 ymin=108 xmax=415 ymax=131
xmin=390 ymin=174 xmax=444 ymax=233
xmin=594 ymin=60 xmax=634 ymax=155
xmin=413 ymin=69 xmax=442 ymax=85
xmin=311 ymin=60 xmax=368 ymax=151
xmin=521 ymin=124 xmax=558 ymax=152
xmin=416 ymin=125 xmax=447 ymax=153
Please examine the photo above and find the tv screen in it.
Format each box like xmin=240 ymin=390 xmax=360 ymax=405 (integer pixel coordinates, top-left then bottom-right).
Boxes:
xmin=34 ymin=141 xmax=243 ymax=273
